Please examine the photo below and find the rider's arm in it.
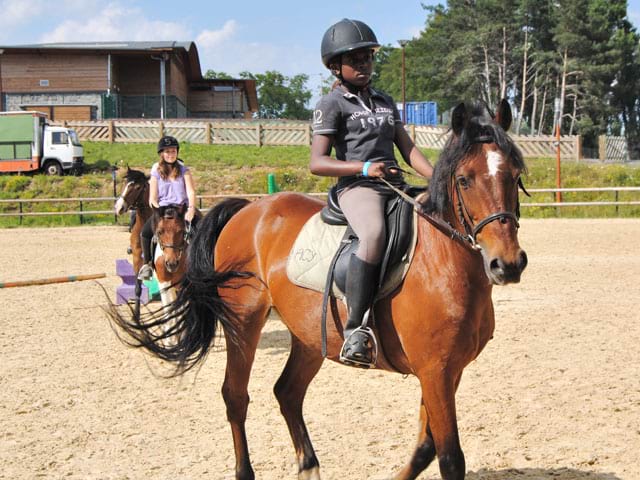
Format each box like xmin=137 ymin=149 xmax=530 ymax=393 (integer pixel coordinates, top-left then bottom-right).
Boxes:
xmin=149 ymin=175 xmax=159 ymax=208
xmin=310 ymin=134 xmax=388 ymax=178
xmin=184 ymin=170 xmax=196 ymax=222
xmin=394 ymin=124 xmax=434 ymax=179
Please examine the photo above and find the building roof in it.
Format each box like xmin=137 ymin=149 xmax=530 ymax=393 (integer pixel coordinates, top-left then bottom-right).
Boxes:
xmin=0 ymin=41 xmax=258 ymax=112
xmin=1 ymin=41 xmax=202 ymax=83
xmin=0 ymin=41 xmax=196 ymax=51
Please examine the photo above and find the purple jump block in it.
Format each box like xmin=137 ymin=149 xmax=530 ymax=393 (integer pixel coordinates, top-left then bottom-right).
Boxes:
xmin=115 ymin=259 xmax=149 ymax=305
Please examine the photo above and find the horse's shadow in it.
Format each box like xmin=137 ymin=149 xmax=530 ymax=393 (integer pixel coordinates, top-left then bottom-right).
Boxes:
xmin=464 ymin=468 xmax=621 ymax=480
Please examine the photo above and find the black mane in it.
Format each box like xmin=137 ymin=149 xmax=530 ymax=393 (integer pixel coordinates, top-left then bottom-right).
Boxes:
xmin=422 ymin=101 xmax=526 ymax=215
xmin=125 ymin=168 xmax=149 ymax=184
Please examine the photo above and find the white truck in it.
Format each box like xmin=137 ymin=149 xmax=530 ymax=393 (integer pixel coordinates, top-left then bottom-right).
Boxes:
xmin=0 ymin=111 xmax=84 ymax=175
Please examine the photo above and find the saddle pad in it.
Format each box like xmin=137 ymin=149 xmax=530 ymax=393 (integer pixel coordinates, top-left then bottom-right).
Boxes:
xmin=286 ymin=211 xmax=418 ymax=301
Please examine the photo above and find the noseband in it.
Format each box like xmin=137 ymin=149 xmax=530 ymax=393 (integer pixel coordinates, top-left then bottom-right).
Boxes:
xmin=453 ymin=176 xmax=520 ymax=251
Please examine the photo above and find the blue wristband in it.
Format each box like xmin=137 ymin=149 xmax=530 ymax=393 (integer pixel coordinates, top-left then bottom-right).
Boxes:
xmin=362 ymin=161 xmax=372 ymax=177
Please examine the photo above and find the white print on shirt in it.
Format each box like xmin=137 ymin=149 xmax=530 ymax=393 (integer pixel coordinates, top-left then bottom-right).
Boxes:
xmin=313 ymin=110 xmax=323 ymax=124
xmin=359 ymin=115 xmax=394 ymax=129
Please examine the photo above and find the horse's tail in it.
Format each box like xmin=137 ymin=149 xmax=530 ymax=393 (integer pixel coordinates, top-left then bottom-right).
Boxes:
xmin=106 ymin=197 xmax=252 ymax=376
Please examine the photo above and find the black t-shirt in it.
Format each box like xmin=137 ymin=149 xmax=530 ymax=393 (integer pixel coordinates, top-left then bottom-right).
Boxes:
xmin=312 ymin=86 xmax=403 ymax=190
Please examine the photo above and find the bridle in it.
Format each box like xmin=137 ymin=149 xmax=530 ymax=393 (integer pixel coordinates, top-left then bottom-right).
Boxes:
xmin=453 ymin=174 xmax=521 ymax=251
xmin=379 ymin=149 xmax=527 ymax=252
xmin=119 ymin=179 xmax=149 ymax=211
xmin=153 ymin=209 xmax=191 ymax=262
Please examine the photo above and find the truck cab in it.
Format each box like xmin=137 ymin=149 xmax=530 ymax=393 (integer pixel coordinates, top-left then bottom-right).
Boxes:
xmin=41 ymin=125 xmax=84 ymax=175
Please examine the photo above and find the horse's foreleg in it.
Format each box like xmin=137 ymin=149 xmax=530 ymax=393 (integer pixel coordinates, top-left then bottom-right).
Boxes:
xmin=420 ymin=370 xmax=465 ymax=480
xmin=393 ymin=398 xmax=436 ymax=480
xmin=158 ymin=280 xmax=177 ymax=306
xmin=222 ymin=309 xmax=268 ymax=480
xmin=274 ymin=336 xmax=323 ymax=480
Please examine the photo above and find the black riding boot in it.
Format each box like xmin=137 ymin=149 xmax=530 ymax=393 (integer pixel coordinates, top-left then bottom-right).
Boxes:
xmin=340 ymin=255 xmax=379 ymax=367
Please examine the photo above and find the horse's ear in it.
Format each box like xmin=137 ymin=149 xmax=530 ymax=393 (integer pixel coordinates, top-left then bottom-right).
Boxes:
xmin=495 ymin=99 xmax=512 ymax=131
xmin=451 ymin=102 xmax=467 ymax=134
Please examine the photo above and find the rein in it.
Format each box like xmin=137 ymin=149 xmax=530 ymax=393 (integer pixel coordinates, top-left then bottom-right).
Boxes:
xmin=379 ymin=177 xmax=482 ymax=251
xmin=379 ymin=168 xmax=525 ymax=251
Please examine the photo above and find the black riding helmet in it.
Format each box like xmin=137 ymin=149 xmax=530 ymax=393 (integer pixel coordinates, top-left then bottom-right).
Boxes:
xmin=157 ymin=135 xmax=180 ymax=153
xmin=321 ymin=18 xmax=380 ymax=68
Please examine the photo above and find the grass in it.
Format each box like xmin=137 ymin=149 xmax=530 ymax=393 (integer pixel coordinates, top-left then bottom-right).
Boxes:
xmin=0 ymin=141 xmax=638 ymax=227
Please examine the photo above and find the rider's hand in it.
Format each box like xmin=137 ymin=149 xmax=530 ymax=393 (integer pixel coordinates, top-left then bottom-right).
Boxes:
xmin=365 ymin=161 xmax=388 ymax=178
xmin=185 ymin=206 xmax=195 ymax=222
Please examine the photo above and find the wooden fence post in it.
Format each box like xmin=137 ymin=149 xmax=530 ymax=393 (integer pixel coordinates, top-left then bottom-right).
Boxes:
xmin=205 ymin=122 xmax=212 ymax=144
xmin=575 ymin=135 xmax=582 ymax=162
xmin=108 ymin=120 xmax=114 ymax=143
xmin=410 ymin=124 xmax=416 ymax=143
xmin=305 ymin=124 xmax=312 ymax=145
xmin=598 ymin=135 xmax=606 ymax=162
xmin=159 ymin=121 xmax=164 ymax=139
xmin=256 ymin=123 xmax=262 ymax=147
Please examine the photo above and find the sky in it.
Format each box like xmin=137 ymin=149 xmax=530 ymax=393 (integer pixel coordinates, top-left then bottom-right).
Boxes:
xmin=1 ymin=0 xmax=639 ymax=106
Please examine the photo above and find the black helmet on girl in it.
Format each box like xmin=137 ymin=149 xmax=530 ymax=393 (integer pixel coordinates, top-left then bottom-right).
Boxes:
xmin=320 ymin=19 xmax=380 ymax=68
xmin=157 ymin=135 xmax=180 ymax=153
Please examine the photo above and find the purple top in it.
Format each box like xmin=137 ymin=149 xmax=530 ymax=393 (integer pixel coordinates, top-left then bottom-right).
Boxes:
xmin=151 ymin=161 xmax=189 ymax=207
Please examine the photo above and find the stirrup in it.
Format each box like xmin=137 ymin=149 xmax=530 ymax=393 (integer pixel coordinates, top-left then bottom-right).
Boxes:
xmin=137 ymin=263 xmax=153 ymax=281
xmin=339 ymin=326 xmax=377 ymax=369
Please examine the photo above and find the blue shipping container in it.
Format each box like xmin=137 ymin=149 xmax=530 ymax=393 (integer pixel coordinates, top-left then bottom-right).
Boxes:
xmin=397 ymin=101 xmax=438 ymax=126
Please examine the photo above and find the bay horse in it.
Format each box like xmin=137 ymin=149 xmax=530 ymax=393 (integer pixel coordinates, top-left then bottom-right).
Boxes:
xmin=107 ymin=100 xmax=528 ymax=480
xmin=114 ymin=167 xmax=151 ymax=273
xmin=151 ymin=204 xmax=190 ymax=306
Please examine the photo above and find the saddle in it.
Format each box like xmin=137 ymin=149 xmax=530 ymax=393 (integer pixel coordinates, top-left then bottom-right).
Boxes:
xmin=320 ymin=184 xmax=426 ymax=294
xmin=286 ymin=185 xmax=426 ymax=300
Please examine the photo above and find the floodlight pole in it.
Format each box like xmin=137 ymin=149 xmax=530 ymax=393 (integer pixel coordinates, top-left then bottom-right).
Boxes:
xmin=554 ymin=97 xmax=562 ymax=203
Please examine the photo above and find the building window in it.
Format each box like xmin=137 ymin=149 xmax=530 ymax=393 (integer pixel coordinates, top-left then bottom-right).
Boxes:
xmin=39 ymin=80 xmax=50 ymax=87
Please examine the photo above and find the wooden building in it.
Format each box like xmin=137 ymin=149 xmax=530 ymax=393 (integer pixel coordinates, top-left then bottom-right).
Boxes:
xmin=0 ymin=41 xmax=258 ymax=121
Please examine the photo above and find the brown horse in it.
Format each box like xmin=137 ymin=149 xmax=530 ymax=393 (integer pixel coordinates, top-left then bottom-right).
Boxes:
xmin=108 ymin=100 xmax=528 ymax=480
xmin=114 ymin=167 xmax=151 ymax=273
xmin=151 ymin=204 xmax=190 ymax=306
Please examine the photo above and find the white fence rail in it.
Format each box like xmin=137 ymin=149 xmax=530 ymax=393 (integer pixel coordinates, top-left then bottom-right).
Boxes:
xmin=54 ymin=119 xmax=590 ymax=159
xmin=1 ymin=187 xmax=638 ymax=223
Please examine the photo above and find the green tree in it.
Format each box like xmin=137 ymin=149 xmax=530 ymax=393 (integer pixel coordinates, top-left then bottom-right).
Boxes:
xmin=240 ymin=70 xmax=312 ymax=120
xmin=203 ymin=70 xmax=233 ymax=79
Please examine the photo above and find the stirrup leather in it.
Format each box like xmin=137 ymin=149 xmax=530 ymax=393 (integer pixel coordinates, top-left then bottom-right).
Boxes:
xmin=339 ymin=325 xmax=378 ymax=368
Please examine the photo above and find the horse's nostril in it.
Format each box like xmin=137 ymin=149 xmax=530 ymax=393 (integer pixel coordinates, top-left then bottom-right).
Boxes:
xmin=490 ymin=258 xmax=503 ymax=273
xmin=519 ymin=250 xmax=528 ymax=271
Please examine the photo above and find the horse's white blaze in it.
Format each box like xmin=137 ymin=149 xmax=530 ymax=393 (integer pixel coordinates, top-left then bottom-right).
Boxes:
xmin=114 ymin=181 xmax=133 ymax=214
xmin=486 ymin=150 xmax=503 ymax=177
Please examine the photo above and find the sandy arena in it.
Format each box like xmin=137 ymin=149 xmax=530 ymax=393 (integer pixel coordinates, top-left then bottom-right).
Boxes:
xmin=1 ymin=218 xmax=639 ymax=480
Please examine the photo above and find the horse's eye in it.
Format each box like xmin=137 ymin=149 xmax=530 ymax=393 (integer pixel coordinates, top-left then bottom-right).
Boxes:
xmin=457 ymin=176 xmax=470 ymax=189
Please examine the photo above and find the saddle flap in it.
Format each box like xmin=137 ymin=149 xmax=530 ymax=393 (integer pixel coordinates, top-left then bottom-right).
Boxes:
xmin=287 ymin=207 xmax=419 ymax=301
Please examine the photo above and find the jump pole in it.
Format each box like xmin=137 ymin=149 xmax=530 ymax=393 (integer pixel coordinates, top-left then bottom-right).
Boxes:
xmin=0 ymin=273 xmax=106 ymax=289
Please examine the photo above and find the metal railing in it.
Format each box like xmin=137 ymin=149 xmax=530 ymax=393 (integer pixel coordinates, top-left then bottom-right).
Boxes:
xmin=0 ymin=188 xmax=638 ymax=223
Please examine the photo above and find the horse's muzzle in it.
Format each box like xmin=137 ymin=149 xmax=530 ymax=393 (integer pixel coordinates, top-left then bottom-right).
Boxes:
xmin=487 ymin=249 xmax=528 ymax=285
xmin=164 ymin=258 xmax=180 ymax=273
xmin=114 ymin=197 xmax=127 ymax=216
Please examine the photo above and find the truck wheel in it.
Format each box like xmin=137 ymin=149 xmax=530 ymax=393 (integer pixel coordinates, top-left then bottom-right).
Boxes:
xmin=43 ymin=161 xmax=63 ymax=176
